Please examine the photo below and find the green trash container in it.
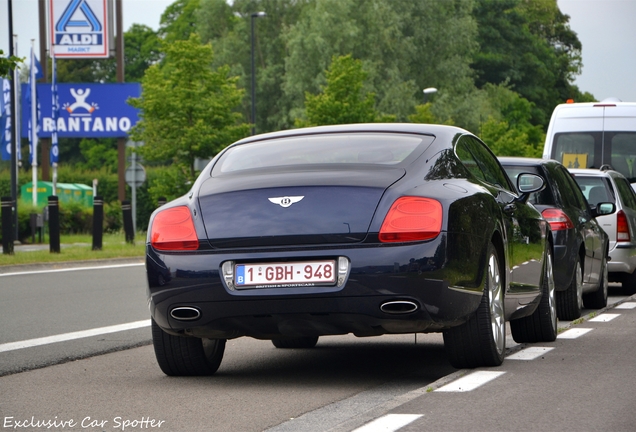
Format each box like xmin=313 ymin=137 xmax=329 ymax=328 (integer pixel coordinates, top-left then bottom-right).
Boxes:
xmin=20 ymin=181 xmax=54 ymax=207
xmin=73 ymin=183 xmax=94 ymax=207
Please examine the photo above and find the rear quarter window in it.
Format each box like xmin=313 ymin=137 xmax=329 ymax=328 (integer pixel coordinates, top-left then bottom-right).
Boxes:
xmin=615 ymin=177 xmax=636 ymax=210
xmin=572 ymin=176 xmax=615 ymax=205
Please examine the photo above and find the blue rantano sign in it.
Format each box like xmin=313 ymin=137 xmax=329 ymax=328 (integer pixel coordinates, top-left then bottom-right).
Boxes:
xmin=21 ymin=83 xmax=140 ymax=138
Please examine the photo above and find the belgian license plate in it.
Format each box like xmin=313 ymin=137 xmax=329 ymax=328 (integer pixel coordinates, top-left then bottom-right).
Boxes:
xmin=235 ymin=260 xmax=336 ymax=288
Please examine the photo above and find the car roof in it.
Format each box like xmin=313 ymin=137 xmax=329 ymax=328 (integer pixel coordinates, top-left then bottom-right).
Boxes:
xmin=497 ymin=157 xmax=560 ymax=167
xmin=568 ymin=168 xmax=622 ymax=179
xmin=230 ymin=123 xmax=470 ymax=147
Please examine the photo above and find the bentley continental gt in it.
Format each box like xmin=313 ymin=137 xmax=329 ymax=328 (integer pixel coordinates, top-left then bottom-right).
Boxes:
xmin=146 ymin=124 xmax=557 ymax=375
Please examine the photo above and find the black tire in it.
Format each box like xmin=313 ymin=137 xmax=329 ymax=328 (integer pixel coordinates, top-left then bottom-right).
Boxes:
xmin=511 ymin=247 xmax=557 ymax=343
xmin=443 ymin=243 xmax=505 ymax=369
xmin=151 ymin=318 xmax=226 ymax=376
xmin=271 ymin=336 xmax=319 ymax=349
xmin=583 ymin=255 xmax=609 ymax=309
xmin=557 ymin=256 xmax=583 ymax=320
xmin=621 ymin=269 xmax=636 ymax=295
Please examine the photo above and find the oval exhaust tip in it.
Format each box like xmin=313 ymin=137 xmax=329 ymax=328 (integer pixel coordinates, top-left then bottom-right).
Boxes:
xmin=170 ymin=307 xmax=201 ymax=321
xmin=380 ymin=300 xmax=419 ymax=315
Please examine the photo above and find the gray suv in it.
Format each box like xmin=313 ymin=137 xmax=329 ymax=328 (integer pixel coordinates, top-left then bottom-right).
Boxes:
xmin=570 ymin=168 xmax=636 ymax=292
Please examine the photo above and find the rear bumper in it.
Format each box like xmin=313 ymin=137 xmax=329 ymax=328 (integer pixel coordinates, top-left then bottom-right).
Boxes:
xmin=146 ymin=234 xmax=488 ymax=339
xmin=608 ymin=243 xmax=636 ymax=275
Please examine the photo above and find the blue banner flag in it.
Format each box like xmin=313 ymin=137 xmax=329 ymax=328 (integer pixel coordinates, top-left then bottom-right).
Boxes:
xmin=50 ymin=56 xmax=59 ymax=164
xmin=1 ymin=78 xmax=10 ymax=161
xmin=26 ymin=48 xmax=43 ymax=165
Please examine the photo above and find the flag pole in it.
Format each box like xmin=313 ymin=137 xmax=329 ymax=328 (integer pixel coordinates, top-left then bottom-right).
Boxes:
xmin=30 ymin=40 xmax=38 ymax=207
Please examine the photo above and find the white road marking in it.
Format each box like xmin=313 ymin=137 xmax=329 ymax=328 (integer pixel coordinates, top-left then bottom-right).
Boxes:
xmin=0 ymin=320 xmax=151 ymax=353
xmin=352 ymin=414 xmax=423 ymax=432
xmin=557 ymin=328 xmax=593 ymax=339
xmin=615 ymin=302 xmax=636 ymax=309
xmin=435 ymin=371 xmax=506 ymax=392
xmin=507 ymin=346 xmax=554 ymax=360
xmin=0 ymin=262 xmax=144 ymax=277
xmin=589 ymin=313 xmax=620 ymax=322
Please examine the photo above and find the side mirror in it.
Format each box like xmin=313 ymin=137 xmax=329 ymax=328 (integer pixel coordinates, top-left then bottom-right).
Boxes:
xmin=517 ymin=173 xmax=544 ymax=194
xmin=592 ymin=202 xmax=616 ymax=218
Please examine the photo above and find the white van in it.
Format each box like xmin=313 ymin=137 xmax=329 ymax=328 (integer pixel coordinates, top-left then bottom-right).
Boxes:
xmin=542 ymin=100 xmax=636 ymax=185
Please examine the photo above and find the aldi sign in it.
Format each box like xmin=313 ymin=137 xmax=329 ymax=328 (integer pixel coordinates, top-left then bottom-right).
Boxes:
xmin=49 ymin=0 xmax=112 ymax=58
xmin=21 ymin=83 xmax=140 ymax=138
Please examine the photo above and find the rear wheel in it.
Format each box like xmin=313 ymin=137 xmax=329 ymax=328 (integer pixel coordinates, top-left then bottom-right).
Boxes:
xmin=622 ymin=269 xmax=636 ymax=295
xmin=151 ymin=318 xmax=226 ymax=376
xmin=272 ymin=336 xmax=319 ymax=349
xmin=557 ymin=256 xmax=583 ymax=320
xmin=583 ymin=256 xmax=609 ymax=309
xmin=444 ymin=243 xmax=505 ymax=369
xmin=511 ymin=247 xmax=557 ymax=343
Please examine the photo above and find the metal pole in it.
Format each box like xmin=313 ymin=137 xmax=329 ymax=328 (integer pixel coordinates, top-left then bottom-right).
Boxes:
xmin=116 ymin=0 xmax=126 ymax=201
xmin=7 ymin=0 xmax=19 ymax=241
xmin=38 ymin=0 xmax=50 ymax=181
xmin=131 ymin=151 xmax=136 ymax=234
xmin=250 ymin=12 xmax=266 ymax=136
xmin=250 ymin=15 xmax=255 ymax=136
xmin=30 ymin=40 xmax=38 ymax=208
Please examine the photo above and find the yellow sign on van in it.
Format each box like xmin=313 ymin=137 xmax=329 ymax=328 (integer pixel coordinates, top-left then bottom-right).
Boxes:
xmin=562 ymin=153 xmax=588 ymax=169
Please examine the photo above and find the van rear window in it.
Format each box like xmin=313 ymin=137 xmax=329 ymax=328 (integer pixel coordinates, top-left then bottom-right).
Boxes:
xmin=552 ymin=132 xmax=636 ymax=182
xmin=553 ymin=133 xmax=595 ymax=169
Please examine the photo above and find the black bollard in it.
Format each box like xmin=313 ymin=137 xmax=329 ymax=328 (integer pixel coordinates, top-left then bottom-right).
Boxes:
xmin=48 ymin=196 xmax=61 ymax=253
xmin=122 ymin=200 xmax=134 ymax=244
xmin=1 ymin=197 xmax=14 ymax=255
xmin=92 ymin=196 xmax=104 ymax=251
xmin=157 ymin=196 xmax=167 ymax=207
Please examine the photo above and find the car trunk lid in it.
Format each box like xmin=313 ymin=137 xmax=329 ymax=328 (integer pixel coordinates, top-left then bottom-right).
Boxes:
xmin=198 ymin=167 xmax=405 ymax=248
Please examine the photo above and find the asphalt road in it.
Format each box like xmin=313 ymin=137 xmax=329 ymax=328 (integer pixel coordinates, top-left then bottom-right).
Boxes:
xmin=0 ymin=260 xmax=148 ymax=376
xmin=1 ymin=261 xmax=634 ymax=432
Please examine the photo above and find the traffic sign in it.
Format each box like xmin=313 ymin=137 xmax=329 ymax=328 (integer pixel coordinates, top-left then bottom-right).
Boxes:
xmin=125 ymin=162 xmax=146 ymax=188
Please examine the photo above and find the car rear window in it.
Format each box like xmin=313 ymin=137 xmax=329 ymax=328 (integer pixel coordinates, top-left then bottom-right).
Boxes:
xmin=501 ymin=165 xmax=555 ymax=205
xmin=213 ymin=133 xmax=434 ymax=174
xmin=571 ymin=176 xmax=615 ymax=205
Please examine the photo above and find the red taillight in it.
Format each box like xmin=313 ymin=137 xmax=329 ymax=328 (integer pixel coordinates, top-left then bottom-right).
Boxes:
xmin=150 ymin=206 xmax=199 ymax=251
xmin=379 ymin=197 xmax=442 ymax=243
xmin=542 ymin=208 xmax=574 ymax=231
xmin=617 ymin=210 xmax=631 ymax=242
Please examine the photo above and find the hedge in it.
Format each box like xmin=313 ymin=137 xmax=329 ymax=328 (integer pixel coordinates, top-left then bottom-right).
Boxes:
xmin=0 ymin=165 xmax=168 ymax=243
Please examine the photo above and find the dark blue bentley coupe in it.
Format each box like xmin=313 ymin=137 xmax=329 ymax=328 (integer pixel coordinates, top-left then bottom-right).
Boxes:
xmin=146 ymin=123 xmax=557 ymax=375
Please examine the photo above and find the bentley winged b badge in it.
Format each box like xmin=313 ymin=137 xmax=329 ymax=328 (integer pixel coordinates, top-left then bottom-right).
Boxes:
xmin=268 ymin=196 xmax=304 ymax=208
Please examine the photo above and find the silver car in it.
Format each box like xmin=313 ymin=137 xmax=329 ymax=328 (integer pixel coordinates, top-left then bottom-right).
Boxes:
xmin=570 ymin=167 xmax=636 ymax=292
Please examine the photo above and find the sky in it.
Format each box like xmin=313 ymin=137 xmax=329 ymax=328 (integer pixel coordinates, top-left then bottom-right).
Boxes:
xmin=1 ymin=0 xmax=635 ymax=102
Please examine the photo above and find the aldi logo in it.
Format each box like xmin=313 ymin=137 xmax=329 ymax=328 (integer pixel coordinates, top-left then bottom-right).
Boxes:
xmin=49 ymin=0 xmax=112 ymax=58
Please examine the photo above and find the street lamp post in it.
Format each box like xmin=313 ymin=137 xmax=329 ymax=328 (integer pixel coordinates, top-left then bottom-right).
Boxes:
xmin=251 ymin=11 xmax=266 ymax=135
xmin=423 ymin=87 xmax=438 ymax=103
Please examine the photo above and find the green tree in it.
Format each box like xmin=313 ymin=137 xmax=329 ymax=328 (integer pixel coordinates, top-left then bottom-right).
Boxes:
xmin=478 ymin=84 xmax=545 ymax=157
xmin=159 ymin=0 xmax=201 ymax=43
xmin=77 ymin=138 xmax=118 ymax=171
xmin=298 ymin=54 xmax=383 ymax=127
xmin=0 ymin=50 xmax=23 ymax=77
xmin=471 ymin=0 xmax=585 ymax=126
xmin=408 ymin=103 xmax=452 ymax=125
xmin=122 ymin=24 xmax=162 ymax=82
xmin=128 ymin=34 xmax=249 ymax=183
xmin=282 ymin=0 xmax=478 ymax=129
